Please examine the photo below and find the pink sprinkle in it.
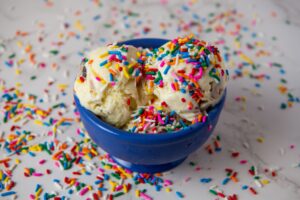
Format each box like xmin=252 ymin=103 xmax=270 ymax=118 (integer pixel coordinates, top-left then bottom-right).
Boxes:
xmin=160 ymin=61 xmax=165 ymax=67
xmin=145 ymin=75 xmax=153 ymax=80
xmin=157 ymin=114 xmax=164 ymax=125
xmin=240 ymin=160 xmax=248 ymax=164
xmin=140 ymin=192 xmax=153 ymax=200
xmin=98 ymin=168 xmax=104 ymax=173
xmin=54 ymin=161 xmax=60 ymax=168
xmin=108 ymin=55 xmax=116 ymax=61
xmin=39 ymin=159 xmax=46 ymax=165
xmin=29 ymin=194 xmax=35 ymax=200
xmin=143 ymin=123 xmax=150 ymax=131
xmin=185 ymin=177 xmax=191 ymax=182
xmin=164 ymin=180 xmax=173 ymax=186
xmin=79 ymin=187 xmax=89 ymax=196
xmin=32 ymin=172 xmax=43 ymax=177
xmin=202 ymin=116 xmax=207 ymax=123
xmin=171 ymin=83 xmax=176 ymax=91
xmin=194 ymin=68 xmax=203 ymax=80
xmin=115 ymin=185 xmax=123 ymax=191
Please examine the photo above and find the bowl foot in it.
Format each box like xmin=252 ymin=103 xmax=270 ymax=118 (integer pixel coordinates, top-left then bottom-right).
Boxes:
xmin=112 ymin=156 xmax=187 ymax=173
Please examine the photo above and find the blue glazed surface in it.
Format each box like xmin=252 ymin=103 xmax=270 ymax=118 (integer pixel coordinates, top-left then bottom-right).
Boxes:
xmin=74 ymin=38 xmax=226 ymax=173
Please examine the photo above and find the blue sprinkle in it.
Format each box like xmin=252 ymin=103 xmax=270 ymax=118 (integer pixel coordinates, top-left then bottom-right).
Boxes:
xmin=180 ymin=88 xmax=186 ymax=93
xmin=109 ymin=73 xmax=113 ymax=82
xmin=28 ymin=151 xmax=36 ymax=157
xmin=242 ymin=185 xmax=248 ymax=190
xmin=1 ymin=191 xmax=16 ymax=197
xmin=93 ymin=15 xmax=101 ymax=21
xmin=176 ymin=191 xmax=184 ymax=198
xmin=200 ymin=178 xmax=212 ymax=183
xmin=163 ymin=65 xmax=171 ymax=75
xmin=222 ymin=177 xmax=230 ymax=185
xmin=279 ymin=69 xmax=286 ymax=74
xmin=99 ymin=60 xmax=108 ymax=66
xmin=108 ymin=50 xmax=120 ymax=55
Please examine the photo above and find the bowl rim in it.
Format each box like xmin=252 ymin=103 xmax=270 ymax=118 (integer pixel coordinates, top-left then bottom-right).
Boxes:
xmin=74 ymin=38 xmax=226 ymax=143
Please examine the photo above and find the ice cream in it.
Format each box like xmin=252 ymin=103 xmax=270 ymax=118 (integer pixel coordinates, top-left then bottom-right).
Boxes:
xmin=74 ymin=36 xmax=228 ymax=133
xmin=144 ymin=36 xmax=228 ymax=123
xmin=74 ymin=44 xmax=145 ymax=127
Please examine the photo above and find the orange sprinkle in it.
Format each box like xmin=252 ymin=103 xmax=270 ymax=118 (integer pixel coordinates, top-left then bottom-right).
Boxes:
xmin=109 ymin=68 xmax=117 ymax=76
xmin=88 ymin=59 xmax=94 ymax=65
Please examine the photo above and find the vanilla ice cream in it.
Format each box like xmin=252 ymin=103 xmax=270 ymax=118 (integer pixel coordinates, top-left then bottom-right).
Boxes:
xmin=145 ymin=36 xmax=228 ymax=122
xmin=74 ymin=44 xmax=144 ymax=127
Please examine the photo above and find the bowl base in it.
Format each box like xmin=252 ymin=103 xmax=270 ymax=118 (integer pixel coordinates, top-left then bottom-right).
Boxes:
xmin=112 ymin=156 xmax=187 ymax=174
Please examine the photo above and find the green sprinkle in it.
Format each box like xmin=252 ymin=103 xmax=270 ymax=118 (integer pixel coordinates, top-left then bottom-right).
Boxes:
xmin=209 ymin=189 xmax=218 ymax=195
xmin=113 ymin=192 xmax=124 ymax=197
xmin=49 ymin=50 xmax=59 ymax=55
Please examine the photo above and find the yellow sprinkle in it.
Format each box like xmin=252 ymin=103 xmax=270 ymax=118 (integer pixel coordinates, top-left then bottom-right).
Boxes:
xmin=36 ymin=187 xmax=43 ymax=197
xmin=165 ymin=187 xmax=172 ymax=192
xmin=17 ymin=58 xmax=25 ymax=65
xmin=13 ymin=115 xmax=22 ymax=123
xmin=104 ymin=62 xmax=112 ymax=68
xmin=256 ymin=137 xmax=264 ymax=143
xmin=99 ymin=52 xmax=109 ymax=58
xmin=123 ymin=184 xmax=128 ymax=193
xmin=239 ymin=53 xmax=254 ymax=65
xmin=104 ymin=165 xmax=111 ymax=170
xmin=0 ymin=171 xmax=3 ymax=180
xmin=16 ymin=41 xmax=23 ymax=47
xmin=255 ymin=41 xmax=265 ymax=47
xmin=17 ymin=135 xmax=26 ymax=143
xmin=88 ymin=186 xmax=93 ymax=190
xmin=123 ymin=67 xmax=130 ymax=79
xmin=261 ymin=179 xmax=270 ymax=185
xmin=135 ymin=190 xmax=140 ymax=197
xmin=74 ymin=20 xmax=85 ymax=31
xmin=4 ymin=176 xmax=9 ymax=183
xmin=91 ymin=149 xmax=98 ymax=156
xmin=15 ymin=159 xmax=21 ymax=164
xmin=58 ymin=33 xmax=64 ymax=39
xmin=16 ymin=82 xmax=22 ymax=87
xmin=57 ymin=84 xmax=69 ymax=90
xmin=136 ymin=52 xmax=141 ymax=57
xmin=109 ymin=181 xmax=116 ymax=192
xmin=15 ymin=69 xmax=22 ymax=75
xmin=34 ymin=120 xmax=44 ymax=126
xmin=84 ymin=155 xmax=92 ymax=161
xmin=199 ymin=47 xmax=205 ymax=55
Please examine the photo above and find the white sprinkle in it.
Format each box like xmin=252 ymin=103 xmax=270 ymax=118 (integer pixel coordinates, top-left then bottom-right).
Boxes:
xmin=254 ymin=179 xmax=263 ymax=188
xmin=54 ymin=182 xmax=63 ymax=190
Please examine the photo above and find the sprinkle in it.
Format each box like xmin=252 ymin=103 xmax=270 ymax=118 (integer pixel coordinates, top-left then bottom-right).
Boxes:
xmin=175 ymin=191 xmax=184 ymax=198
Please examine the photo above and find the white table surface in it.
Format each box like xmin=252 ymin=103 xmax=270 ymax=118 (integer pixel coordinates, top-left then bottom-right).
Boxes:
xmin=0 ymin=0 xmax=300 ymax=199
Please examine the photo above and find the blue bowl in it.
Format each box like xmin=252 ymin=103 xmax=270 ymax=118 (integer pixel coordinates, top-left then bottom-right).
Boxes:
xmin=74 ymin=38 xmax=226 ymax=173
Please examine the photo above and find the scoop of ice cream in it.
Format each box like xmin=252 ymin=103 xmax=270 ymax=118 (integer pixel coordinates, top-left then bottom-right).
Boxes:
xmin=74 ymin=44 xmax=144 ymax=127
xmin=145 ymin=36 xmax=228 ymax=122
